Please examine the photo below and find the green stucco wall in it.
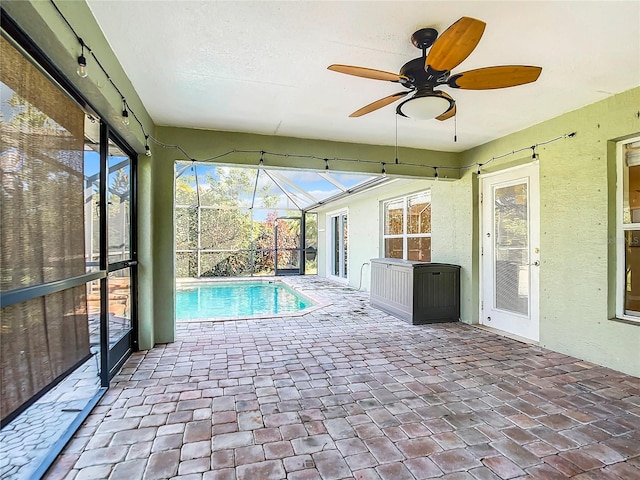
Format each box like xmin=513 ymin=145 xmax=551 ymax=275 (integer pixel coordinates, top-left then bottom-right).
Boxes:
xmin=431 ymin=176 xmax=479 ymax=324
xmin=151 ymin=144 xmax=176 ymax=344
xmin=136 ymin=154 xmax=154 ymax=350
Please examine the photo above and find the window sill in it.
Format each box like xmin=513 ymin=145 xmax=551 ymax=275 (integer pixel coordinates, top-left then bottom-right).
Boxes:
xmin=611 ymin=316 xmax=640 ymax=326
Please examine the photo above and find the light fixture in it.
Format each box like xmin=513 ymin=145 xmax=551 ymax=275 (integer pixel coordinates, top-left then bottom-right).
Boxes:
xmin=381 ymin=162 xmax=386 ymax=176
xmin=77 ymin=45 xmax=88 ymax=78
xmin=396 ymin=88 xmax=454 ymax=120
xmin=145 ymin=136 xmax=152 ymax=157
xmin=121 ymin=100 xmax=130 ymax=126
xmin=325 ymin=159 xmax=329 ymax=171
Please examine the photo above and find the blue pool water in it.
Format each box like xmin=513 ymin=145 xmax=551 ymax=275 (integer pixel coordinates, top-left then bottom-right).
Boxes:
xmin=176 ymin=281 xmax=313 ymax=320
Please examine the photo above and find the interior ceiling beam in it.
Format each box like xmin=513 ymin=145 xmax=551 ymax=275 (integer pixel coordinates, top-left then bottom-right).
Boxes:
xmin=156 ymin=127 xmax=461 ymax=180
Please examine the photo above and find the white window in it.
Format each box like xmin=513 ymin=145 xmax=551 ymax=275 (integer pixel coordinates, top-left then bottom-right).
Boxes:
xmin=617 ymin=136 xmax=640 ymax=322
xmin=382 ymin=191 xmax=431 ymax=261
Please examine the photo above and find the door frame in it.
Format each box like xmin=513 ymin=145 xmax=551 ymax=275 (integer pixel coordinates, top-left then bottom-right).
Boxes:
xmin=101 ymin=124 xmax=138 ymax=384
xmin=479 ymin=161 xmax=540 ymax=342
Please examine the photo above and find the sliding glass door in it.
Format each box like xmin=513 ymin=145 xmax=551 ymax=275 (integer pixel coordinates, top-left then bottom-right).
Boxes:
xmin=83 ymin=126 xmax=137 ymax=385
xmin=105 ymin=137 xmax=137 ymax=378
xmin=329 ymin=211 xmax=348 ymax=279
xmin=0 ymin=10 xmax=138 ymax=479
xmin=1 ymin=28 xmax=137 ymax=429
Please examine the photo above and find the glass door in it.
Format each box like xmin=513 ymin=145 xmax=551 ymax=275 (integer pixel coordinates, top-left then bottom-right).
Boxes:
xmin=330 ymin=212 xmax=348 ymax=279
xmin=103 ymin=136 xmax=137 ymax=379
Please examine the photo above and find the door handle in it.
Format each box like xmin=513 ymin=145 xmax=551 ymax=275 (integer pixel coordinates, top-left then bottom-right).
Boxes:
xmin=531 ymin=260 xmax=540 ymax=266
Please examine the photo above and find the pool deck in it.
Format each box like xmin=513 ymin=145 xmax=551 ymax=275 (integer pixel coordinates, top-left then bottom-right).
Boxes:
xmin=43 ymin=276 xmax=640 ymax=479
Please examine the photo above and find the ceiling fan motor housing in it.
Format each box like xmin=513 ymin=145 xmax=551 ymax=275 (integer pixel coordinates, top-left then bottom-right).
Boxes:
xmin=399 ymin=58 xmax=449 ymax=89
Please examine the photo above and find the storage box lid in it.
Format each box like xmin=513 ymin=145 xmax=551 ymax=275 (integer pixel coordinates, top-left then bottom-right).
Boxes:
xmin=370 ymin=258 xmax=460 ymax=269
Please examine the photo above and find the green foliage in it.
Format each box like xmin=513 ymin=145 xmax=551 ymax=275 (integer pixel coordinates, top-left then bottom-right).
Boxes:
xmin=201 ymin=251 xmax=253 ymax=277
xmin=305 ymin=213 xmax=318 ymax=248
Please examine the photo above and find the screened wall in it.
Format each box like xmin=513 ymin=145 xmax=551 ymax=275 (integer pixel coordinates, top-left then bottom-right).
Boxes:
xmin=175 ymin=162 xmax=382 ymax=278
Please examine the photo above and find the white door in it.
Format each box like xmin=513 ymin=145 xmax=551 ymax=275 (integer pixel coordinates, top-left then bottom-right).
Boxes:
xmin=481 ymin=163 xmax=540 ymax=341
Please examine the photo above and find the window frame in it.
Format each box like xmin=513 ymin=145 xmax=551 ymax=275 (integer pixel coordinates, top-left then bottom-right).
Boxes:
xmin=382 ymin=191 xmax=431 ymax=261
xmin=616 ymin=135 xmax=640 ymax=324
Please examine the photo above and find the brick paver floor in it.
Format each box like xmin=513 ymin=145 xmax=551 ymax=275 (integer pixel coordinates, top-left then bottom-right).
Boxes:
xmin=44 ymin=277 xmax=640 ymax=479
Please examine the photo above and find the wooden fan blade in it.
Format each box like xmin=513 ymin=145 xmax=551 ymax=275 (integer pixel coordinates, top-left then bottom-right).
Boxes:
xmin=328 ymin=64 xmax=407 ymax=82
xmin=426 ymin=17 xmax=486 ymax=72
xmin=449 ymin=66 xmax=542 ymax=89
xmin=349 ymin=92 xmax=409 ymax=117
xmin=436 ymin=104 xmax=456 ymax=121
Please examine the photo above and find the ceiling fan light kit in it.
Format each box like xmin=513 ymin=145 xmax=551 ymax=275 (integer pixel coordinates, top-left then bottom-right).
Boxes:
xmin=396 ymin=89 xmax=454 ymax=120
xmin=328 ymin=17 xmax=542 ymax=121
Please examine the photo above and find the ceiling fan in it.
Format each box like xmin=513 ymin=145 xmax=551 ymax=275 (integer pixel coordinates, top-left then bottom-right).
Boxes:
xmin=328 ymin=17 xmax=542 ymax=120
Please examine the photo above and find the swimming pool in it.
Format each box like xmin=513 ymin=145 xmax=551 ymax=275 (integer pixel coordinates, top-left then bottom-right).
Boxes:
xmin=176 ymin=280 xmax=314 ymax=320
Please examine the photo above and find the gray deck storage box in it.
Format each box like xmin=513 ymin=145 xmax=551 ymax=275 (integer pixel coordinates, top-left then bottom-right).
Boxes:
xmin=370 ymin=259 xmax=460 ymax=324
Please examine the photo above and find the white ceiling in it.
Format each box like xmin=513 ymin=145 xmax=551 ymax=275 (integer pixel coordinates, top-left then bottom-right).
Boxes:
xmin=86 ymin=1 xmax=639 ymax=153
